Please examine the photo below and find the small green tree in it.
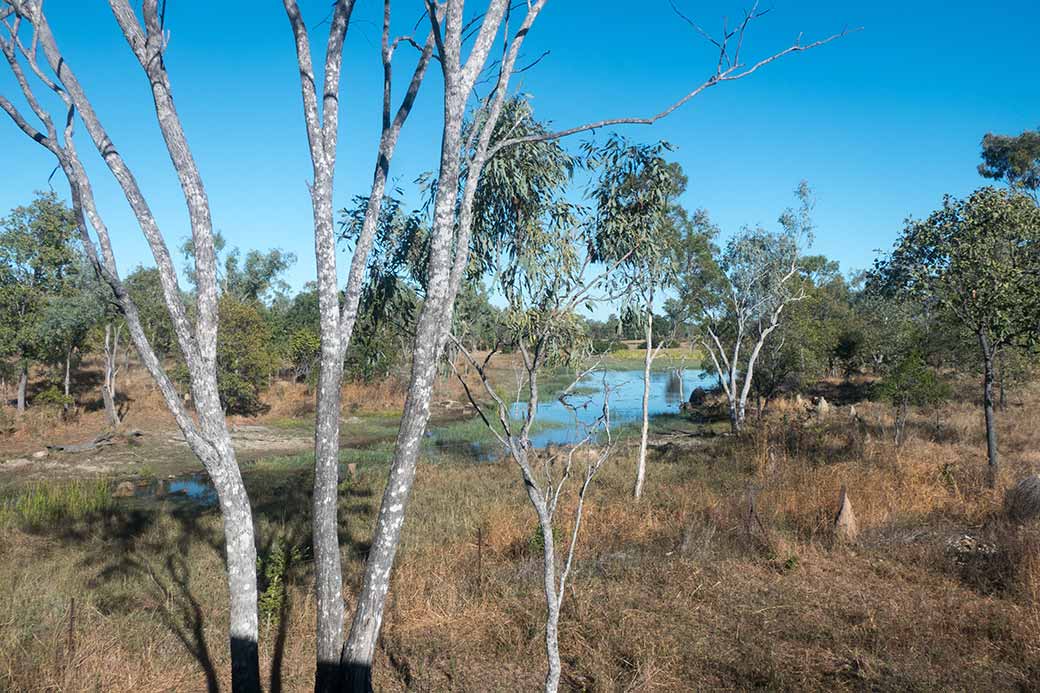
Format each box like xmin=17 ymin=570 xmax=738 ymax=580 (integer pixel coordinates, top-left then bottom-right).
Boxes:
xmin=215 ymin=296 xmax=276 ymax=416
xmin=874 ymin=351 xmax=950 ymax=445
xmin=33 ymin=260 xmax=106 ymax=415
xmin=875 ymin=187 xmax=1040 ymax=485
xmin=680 ymin=182 xmax=815 ymax=432
xmin=0 ymin=192 xmax=79 ymax=413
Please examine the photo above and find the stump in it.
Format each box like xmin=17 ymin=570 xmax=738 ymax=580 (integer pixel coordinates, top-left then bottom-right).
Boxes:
xmin=1005 ymin=475 xmax=1040 ymax=522
xmin=834 ymin=485 xmax=858 ymax=543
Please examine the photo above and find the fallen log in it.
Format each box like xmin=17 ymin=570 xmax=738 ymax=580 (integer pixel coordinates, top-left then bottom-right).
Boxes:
xmin=46 ymin=429 xmax=142 ymax=454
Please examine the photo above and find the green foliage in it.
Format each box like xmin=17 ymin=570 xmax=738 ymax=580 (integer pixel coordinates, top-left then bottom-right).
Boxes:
xmin=215 ymin=296 xmax=276 ymax=415
xmin=0 ymin=479 xmax=112 ymax=529
xmin=874 ymin=187 xmax=1040 ymax=354
xmin=978 ymin=128 xmax=1040 ymax=200
xmin=833 ymin=328 xmax=866 ymax=377
xmin=286 ymin=328 xmax=320 ymax=383
xmin=526 ymin=522 xmax=562 ymax=556
xmin=590 ymin=338 xmax=629 ymax=354
xmin=257 ymin=536 xmax=305 ymax=627
xmin=124 ymin=266 xmax=177 ymax=358
xmin=181 ymin=231 xmax=296 ymax=304
xmin=0 ymin=192 xmax=80 ymax=370
xmin=32 ymin=383 xmax=74 ymax=409
xmin=874 ymin=351 xmax=951 ymax=409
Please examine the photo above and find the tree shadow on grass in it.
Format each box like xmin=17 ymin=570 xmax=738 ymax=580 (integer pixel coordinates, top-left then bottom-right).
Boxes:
xmin=36 ymin=466 xmax=381 ymax=691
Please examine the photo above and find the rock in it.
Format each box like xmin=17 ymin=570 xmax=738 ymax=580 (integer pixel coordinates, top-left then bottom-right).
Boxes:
xmin=342 ymin=416 xmax=363 ymax=425
xmin=688 ymin=387 xmax=708 ymax=407
xmin=112 ymin=480 xmax=136 ymax=498
xmin=848 ymin=405 xmax=857 ymax=419
xmin=3 ymin=458 xmax=31 ymax=468
xmin=1005 ymin=474 xmax=1040 ymax=522
xmin=945 ymin=533 xmax=997 ymax=565
xmin=815 ymin=397 xmax=831 ymax=418
xmin=31 ymin=449 xmax=48 ymax=460
xmin=834 ymin=486 xmax=858 ymax=543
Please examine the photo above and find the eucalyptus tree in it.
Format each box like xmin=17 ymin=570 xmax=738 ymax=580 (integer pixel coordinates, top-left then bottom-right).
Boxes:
xmin=874 ymin=187 xmax=1040 ymax=486
xmin=330 ymin=8 xmax=849 ymax=687
xmin=683 ymin=182 xmax=815 ymax=432
xmin=181 ymin=231 xmax=297 ymax=305
xmin=0 ymin=192 xmax=78 ymax=413
xmin=1 ymin=3 xmax=263 ymax=688
xmin=34 ymin=258 xmax=107 ymax=413
xmin=979 ymin=128 xmax=1040 ymax=203
xmin=100 ymin=317 xmax=127 ymax=427
xmin=447 ymin=110 xmax=644 ymax=691
xmin=585 ymin=140 xmax=686 ymax=499
xmin=281 ymin=3 xmax=435 ymax=684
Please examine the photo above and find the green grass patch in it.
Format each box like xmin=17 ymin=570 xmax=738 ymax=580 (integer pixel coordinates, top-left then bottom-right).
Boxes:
xmin=0 ymin=478 xmax=113 ymax=529
xmin=594 ymin=346 xmax=703 ymax=370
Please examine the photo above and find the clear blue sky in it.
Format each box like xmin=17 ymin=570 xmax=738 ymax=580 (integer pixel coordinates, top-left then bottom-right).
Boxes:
xmin=2 ymin=0 xmax=1037 ymax=294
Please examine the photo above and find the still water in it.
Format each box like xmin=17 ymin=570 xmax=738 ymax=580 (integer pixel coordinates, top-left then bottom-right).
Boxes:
xmin=508 ymin=368 xmax=714 ymax=448
xmin=130 ymin=368 xmax=715 ymax=503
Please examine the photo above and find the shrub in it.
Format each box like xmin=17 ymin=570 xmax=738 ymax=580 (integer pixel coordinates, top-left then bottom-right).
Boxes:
xmin=32 ymin=383 xmax=73 ymax=409
xmin=286 ymin=328 xmax=320 ymax=383
xmin=257 ymin=536 xmax=305 ymax=627
xmin=874 ymin=351 xmax=951 ymax=444
xmin=591 ymin=338 xmax=628 ymax=354
xmin=216 ymin=296 xmax=276 ymax=416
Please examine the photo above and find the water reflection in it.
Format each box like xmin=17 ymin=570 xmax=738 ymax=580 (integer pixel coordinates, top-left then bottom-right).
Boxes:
xmin=126 ymin=369 xmax=715 ymax=504
xmin=509 ymin=368 xmax=714 ymax=448
xmin=133 ymin=473 xmax=218 ymax=506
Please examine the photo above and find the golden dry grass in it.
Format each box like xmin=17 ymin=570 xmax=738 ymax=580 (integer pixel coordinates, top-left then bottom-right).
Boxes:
xmin=3 ymin=376 xmax=1040 ymax=690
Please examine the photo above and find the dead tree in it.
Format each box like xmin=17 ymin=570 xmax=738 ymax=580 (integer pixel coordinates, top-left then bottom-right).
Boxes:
xmin=1 ymin=3 xmax=260 ymax=689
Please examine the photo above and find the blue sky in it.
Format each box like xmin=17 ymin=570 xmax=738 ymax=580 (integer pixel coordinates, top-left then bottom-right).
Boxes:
xmin=2 ymin=0 xmax=1037 ymax=296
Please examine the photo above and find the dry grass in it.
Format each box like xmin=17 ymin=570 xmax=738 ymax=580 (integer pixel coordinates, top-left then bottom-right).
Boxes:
xmin=3 ymin=377 xmax=1040 ymax=690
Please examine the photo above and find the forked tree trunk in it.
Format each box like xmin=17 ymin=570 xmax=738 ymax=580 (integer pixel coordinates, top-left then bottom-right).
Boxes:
xmin=0 ymin=5 xmax=263 ymax=689
xmin=634 ymin=308 xmax=652 ymax=499
xmin=102 ymin=322 xmax=120 ymax=427
xmin=340 ymin=213 xmax=456 ymax=689
xmin=979 ymin=331 xmax=999 ymax=488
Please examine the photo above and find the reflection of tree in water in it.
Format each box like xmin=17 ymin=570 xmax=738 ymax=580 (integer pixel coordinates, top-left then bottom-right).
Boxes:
xmin=665 ymin=371 xmax=685 ymax=402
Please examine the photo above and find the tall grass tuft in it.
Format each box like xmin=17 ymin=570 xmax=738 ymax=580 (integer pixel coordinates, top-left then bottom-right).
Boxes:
xmin=0 ymin=478 xmax=113 ymax=529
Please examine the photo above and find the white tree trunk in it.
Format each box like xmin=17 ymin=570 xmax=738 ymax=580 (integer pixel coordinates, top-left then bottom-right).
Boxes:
xmin=634 ymin=308 xmax=652 ymax=499
xmin=1 ymin=6 xmax=262 ymax=689
xmin=101 ymin=322 xmax=120 ymax=427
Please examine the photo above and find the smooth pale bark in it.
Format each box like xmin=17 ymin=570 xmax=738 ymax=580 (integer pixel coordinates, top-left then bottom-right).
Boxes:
xmin=101 ymin=322 xmax=121 ymax=427
xmin=62 ymin=347 xmax=72 ymax=414
xmin=282 ymin=2 xmax=434 ymax=687
xmin=341 ymin=94 xmax=468 ymax=689
xmin=979 ymin=331 xmax=1000 ymax=488
xmin=1 ymin=4 xmax=260 ymax=689
xmin=333 ymin=1 xmax=844 ymax=685
xmin=634 ymin=308 xmax=652 ymax=499
xmin=282 ymin=3 xmax=354 ymax=682
xmin=532 ymin=495 xmax=563 ymax=692
xmin=341 ymin=3 xmax=517 ymax=684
